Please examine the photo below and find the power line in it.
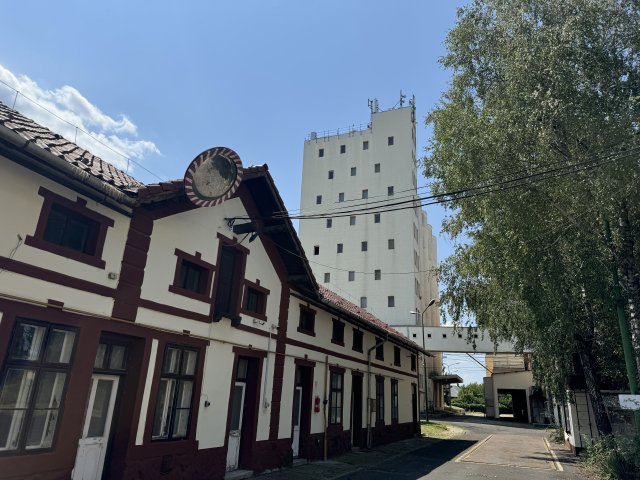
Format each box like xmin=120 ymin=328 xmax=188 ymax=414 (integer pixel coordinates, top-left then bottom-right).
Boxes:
xmin=237 ymin=145 xmax=640 ymax=223
xmin=0 ymin=79 xmax=166 ymax=182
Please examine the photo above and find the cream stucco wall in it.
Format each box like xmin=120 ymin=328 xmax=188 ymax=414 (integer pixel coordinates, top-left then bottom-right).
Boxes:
xmin=0 ymin=156 xmax=130 ymax=316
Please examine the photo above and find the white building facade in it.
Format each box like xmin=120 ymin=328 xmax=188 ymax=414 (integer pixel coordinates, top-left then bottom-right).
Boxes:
xmin=299 ymin=103 xmax=438 ymax=328
xmin=299 ymin=101 xmax=441 ymax=412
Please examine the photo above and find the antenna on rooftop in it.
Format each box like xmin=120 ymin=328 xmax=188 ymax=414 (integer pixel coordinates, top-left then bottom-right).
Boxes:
xmin=400 ymin=90 xmax=406 ymax=107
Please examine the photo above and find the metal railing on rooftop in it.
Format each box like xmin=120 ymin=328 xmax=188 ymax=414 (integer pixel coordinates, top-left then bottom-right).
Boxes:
xmin=306 ymin=122 xmax=371 ymax=141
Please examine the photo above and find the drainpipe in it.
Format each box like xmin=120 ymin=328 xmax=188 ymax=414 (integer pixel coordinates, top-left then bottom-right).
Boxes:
xmin=366 ymin=335 xmax=387 ymax=449
xmin=323 ymin=354 xmax=328 ymax=460
xmin=262 ymin=324 xmax=277 ymax=410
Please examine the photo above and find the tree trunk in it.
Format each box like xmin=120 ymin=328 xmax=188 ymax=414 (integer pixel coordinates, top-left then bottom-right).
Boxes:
xmin=575 ymin=335 xmax=613 ymax=435
xmin=617 ymin=204 xmax=640 ymax=383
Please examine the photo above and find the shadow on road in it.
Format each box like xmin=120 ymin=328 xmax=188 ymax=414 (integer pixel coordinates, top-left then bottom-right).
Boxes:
xmin=336 ymin=439 xmax=476 ymax=479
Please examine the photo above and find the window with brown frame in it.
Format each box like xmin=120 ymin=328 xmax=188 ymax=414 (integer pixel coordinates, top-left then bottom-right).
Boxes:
xmin=393 ymin=346 xmax=401 ymax=366
xmin=298 ymin=305 xmax=316 ymax=336
xmin=352 ymin=329 xmax=363 ymax=352
xmin=169 ymin=249 xmax=215 ymax=302
xmin=213 ymin=236 xmax=248 ymax=322
xmin=331 ymin=319 xmax=345 ymax=346
xmin=241 ymin=280 xmax=269 ymax=320
xmin=25 ymin=187 xmax=114 ymax=269
xmin=329 ymin=371 xmax=343 ymax=425
xmin=151 ymin=345 xmax=198 ymax=441
xmin=376 ymin=376 xmax=385 ymax=423
xmin=410 ymin=354 xmax=417 ymax=371
xmin=0 ymin=319 xmax=77 ymax=452
xmin=391 ymin=380 xmax=399 ymax=423
xmin=375 ymin=338 xmax=384 ymax=361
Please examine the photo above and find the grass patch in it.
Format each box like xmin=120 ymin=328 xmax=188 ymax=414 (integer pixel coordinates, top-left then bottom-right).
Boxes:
xmin=420 ymin=421 xmax=451 ymax=438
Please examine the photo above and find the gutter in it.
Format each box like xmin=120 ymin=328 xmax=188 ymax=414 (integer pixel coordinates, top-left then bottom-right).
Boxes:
xmin=0 ymin=126 xmax=137 ymax=209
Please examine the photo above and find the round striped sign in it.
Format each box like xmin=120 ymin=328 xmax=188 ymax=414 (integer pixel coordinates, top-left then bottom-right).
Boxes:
xmin=184 ymin=147 xmax=243 ymax=207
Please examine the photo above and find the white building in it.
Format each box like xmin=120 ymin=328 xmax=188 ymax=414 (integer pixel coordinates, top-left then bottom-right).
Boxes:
xmin=299 ymin=101 xmax=438 ymax=328
xmin=299 ymin=100 xmax=441 ymax=412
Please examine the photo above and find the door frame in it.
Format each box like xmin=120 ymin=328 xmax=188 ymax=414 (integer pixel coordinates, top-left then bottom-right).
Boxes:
xmin=224 ymin=348 xmax=266 ymax=471
xmin=350 ymin=372 xmax=363 ymax=447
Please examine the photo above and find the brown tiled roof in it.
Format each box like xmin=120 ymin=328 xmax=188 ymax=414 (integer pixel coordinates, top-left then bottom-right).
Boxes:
xmin=319 ymin=285 xmax=424 ymax=352
xmin=0 ymin=102 xmax=144 ymax=190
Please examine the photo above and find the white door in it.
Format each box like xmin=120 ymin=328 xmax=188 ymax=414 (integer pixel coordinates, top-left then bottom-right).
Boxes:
xmin=226 ymin=382 xmax=246 ymax=471
xmin=72 ymin=375 xmax=119 ymax=480
xmin=292 ymin=386 xmax=302 ymax=457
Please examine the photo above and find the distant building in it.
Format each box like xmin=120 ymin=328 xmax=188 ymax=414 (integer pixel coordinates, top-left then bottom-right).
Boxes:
xmin=484 ymin=353 xmax=536 ymax=423
xmin=298 ymin=99 xmax=441 ymax=413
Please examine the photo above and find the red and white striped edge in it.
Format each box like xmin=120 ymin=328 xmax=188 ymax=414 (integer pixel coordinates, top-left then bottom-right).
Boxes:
xmin=183 ymin=146 xmax=244 ymax=207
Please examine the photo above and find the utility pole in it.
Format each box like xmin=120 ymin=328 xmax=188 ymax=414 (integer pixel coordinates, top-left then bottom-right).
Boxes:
xmin=411 ymin=299 xmax=436 ymax=423
xmin=604 ymin=219 xmax=640 ymax=429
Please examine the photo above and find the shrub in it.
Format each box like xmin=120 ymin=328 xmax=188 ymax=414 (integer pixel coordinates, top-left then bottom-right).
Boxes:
xmin=580 ymin=435 xmax=640 ymax=480
xmin=547 ymin=425 xmax=565 ymax=444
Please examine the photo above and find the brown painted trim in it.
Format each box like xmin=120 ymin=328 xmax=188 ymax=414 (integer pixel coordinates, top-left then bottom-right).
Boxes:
xmin=112 ymin=206 xmax=153 ymax=320
xmin=145 ymin=198 xmax=198 ymax=220
xmin=268 ymin=287 xmax=290 ymax=441
xmin=329 ymin=365 xmax=346 ymax=374
xmin=168 ymin=248 xmax=216 ymax=303
xmin=285 ymin=337 xmax=415 ymax=379
xmin=294 ymin=357 xmax=316 ymax=368
xmin=138 ymin=298 xmax=211 ymax=323
xmin=234 ymin=323 xmax=271 ymax=338
xmin=351 ymin=370 xmax=364 ymax=377
xmin=46 ymin=299 xmax=64 ymax=308
xmin=25 ymin=186 xmax=115 ymax=269
xmin=231 ymin=346 xmax=268 ymax=358
xmin=0 ymin=256 xmax=117 ymax=297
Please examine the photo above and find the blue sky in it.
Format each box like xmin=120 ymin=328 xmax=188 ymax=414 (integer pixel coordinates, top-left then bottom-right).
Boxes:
xmin=0 ymin=0 xmax=487 ymax=384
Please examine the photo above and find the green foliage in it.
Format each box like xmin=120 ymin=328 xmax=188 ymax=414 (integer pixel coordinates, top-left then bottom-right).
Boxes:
xmin=547 ymin=425 xmax=565 ymax=444
xmin=580 ymin=435 xmax=640 ymax=480
xmin=456 ymin=382 xmax=484 ymax=404
xmin=451 ymin=400 xmax=485 ymax=412
xmin=424 ymin=0 xmax=639 ymax=411
xmin=452 ymin=383 xmax=486 ymax=412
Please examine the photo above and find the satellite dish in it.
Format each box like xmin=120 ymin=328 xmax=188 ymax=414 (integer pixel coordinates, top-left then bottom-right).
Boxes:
xmin=184 ymin=147 xmax=243 ymax=207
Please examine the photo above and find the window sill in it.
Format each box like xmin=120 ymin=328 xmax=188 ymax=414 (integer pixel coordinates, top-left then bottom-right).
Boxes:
xmin=352 ymin=347 xmax=363 ymax=353
xmin=331 ymin=339 xmax=345 ymax=347
xmin=25 ymin=235 xmax=106 ymax=269
xmin=240 ymin=308 xmax=267 ymax=322
xmin=297 ymin=326 xmax=316 ymax=337
xmin=168 ymin=284 xmax=212 ymax=303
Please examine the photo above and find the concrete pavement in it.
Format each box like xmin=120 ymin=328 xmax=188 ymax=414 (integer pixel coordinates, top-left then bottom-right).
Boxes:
xmin=256 ymin=416 xmax=583 ymax=480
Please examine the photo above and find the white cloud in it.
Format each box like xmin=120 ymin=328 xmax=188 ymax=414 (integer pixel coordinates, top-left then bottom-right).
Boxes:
xmin=0 ymin=63 xmax=159 ymax=173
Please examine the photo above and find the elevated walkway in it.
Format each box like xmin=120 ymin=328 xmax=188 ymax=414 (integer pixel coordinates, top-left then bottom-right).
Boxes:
xmin=392 ymin=326 xmax=529 ymax=354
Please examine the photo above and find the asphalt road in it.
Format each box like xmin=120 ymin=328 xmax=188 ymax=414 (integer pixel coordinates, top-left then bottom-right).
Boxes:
xmin=336 ymin=417 xmax=582 ymax=480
